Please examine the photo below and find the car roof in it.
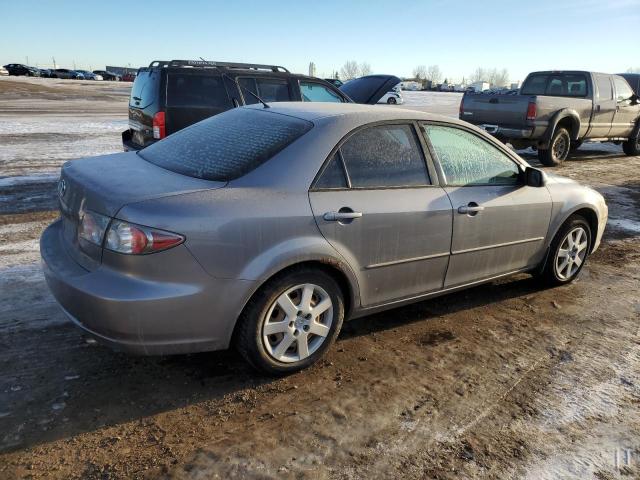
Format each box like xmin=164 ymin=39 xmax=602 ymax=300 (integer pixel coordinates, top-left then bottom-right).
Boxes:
xmin=245 ymin=102 xmax=457 ymax=124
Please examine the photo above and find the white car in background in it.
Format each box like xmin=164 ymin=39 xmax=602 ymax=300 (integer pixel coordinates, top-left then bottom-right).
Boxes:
xmin=378 ymin=90 xmax=404 ymax=105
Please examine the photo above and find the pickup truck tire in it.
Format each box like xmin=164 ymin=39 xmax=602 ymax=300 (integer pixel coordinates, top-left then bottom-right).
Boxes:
xmin=622 ymin=134 xmax=640 ymax=156
xmin=537 ymin=215 xmax=591 ymax=286
xmin=538 ymin=128 xmax=571 ymax=167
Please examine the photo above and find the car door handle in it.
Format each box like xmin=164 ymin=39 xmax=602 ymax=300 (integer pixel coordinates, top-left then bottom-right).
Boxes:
xmin=458 ymin=204 xmax=485 ymax=215
xmin=323 ymin=211 xmax=363 ymax=221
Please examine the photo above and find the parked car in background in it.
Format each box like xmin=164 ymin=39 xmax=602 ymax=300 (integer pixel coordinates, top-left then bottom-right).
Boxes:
xmin=93 ymin=70 xmax=121 ymax=81
xmin=378 ymin=89 xmax=404 ymax=104
xmin=460 ymin=71 xmax=640 ymax=166
xmin=38 ymin=68 xmax=53 ymax=78
xmin=3 ymin=64 xmax=40 ymax=76
xmin=50 ymin=68 xmax=83 ymax=79
xmin=324 ymin=78 xmax=343 ymax=87
xmin=121 ymin=72 xmax=137 ymax=82
xmin=42 ymin=103 xmax=607 ymax=374
xmin=0 ymin=66 xmax=9 ymax=76
xmin=122 ymin=59 xmax=399 ymax=151
xmin=620 ymin=73 xmax=640 ymax=96
xmin=76 ymin=70 xmax=103 ymax=80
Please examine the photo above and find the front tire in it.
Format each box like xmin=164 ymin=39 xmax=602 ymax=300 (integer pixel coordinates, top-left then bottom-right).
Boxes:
xmin=538 ymin=127 xmax=571 ymax=167
xmin=622 ymin=131 xmax=640 ymax=156
xmin=538 ymin=215 xmax=591 ymax=286
xmin=387 ymin=97 xmax=397 ymax=105
xmin=235 ymin=267 xmax=345 ymax=375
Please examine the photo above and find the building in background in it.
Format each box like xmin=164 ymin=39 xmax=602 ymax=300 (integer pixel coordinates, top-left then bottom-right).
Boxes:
xmin=308 ymin=62 xmax=316 ymax=77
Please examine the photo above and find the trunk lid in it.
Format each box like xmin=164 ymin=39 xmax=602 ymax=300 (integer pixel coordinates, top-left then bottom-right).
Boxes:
xmin=58 ymin=152 xmax=225 ymax=270
xmin=461 ymin=93 xmax=534 ymax=127
xmin=339 ymin=75 xmax=402 ymax=104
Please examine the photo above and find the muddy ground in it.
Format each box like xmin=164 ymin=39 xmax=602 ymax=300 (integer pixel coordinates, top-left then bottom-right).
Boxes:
xmin=0 ymin=77 xmax=639 ymax=479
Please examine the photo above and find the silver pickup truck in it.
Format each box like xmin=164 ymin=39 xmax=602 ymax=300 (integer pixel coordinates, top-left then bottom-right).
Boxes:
xmin=460 ymin=71 xmax=640 ymax=166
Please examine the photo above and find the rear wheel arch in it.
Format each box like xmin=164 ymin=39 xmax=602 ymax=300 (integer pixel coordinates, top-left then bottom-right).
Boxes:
xmin=231 ymin=260 xmax=357 ymax=345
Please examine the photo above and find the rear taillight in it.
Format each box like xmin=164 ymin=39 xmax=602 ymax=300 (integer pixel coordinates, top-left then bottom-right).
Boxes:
xmin=459 ymin=97 xmax=464 ymax=117
xmin=152 ymin=111 xmax=166 ymax=139
xmin=526 ymin=102 xmax=537 ymax=121
xmin=105 ymin=220 xmax=184 ymax=255
xmin=78 ymin=210 xmax=110 ymax=246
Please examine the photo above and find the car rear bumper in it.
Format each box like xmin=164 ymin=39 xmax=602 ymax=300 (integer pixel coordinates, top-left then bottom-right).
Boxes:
xmin=40 ymin=219 xmax=256 ymax=355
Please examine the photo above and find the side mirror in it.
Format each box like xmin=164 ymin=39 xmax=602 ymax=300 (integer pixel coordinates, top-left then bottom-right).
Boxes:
xmin=525 ymin=166 xmax=546 ymax=187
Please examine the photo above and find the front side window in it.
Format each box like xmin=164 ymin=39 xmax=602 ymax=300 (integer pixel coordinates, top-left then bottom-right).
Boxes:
xmin=423 ymin=125 xmax=520 ymax=186
xmin=300 ymin=82 xmax=344 ymax=103
xmin=614 ymin=77 xmax=634 ymax=103
xmin=239 ymin=77 xmax=292 ymax=104
xmin=339 ymin=124 xmax=430 ymax=188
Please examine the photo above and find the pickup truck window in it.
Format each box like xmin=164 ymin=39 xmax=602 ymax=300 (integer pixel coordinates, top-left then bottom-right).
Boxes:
xmin=423 ymin=125 xmax=520 ymax=187
xmin=596 ymin=75 xmax=613 ymax=101
xmin=521 ymin=73 xmax=587 ymax=97
xmin=614 ymin=77 xmax=634 ymax=103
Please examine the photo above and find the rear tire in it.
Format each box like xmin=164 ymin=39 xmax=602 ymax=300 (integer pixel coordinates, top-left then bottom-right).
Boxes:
xmin=622 ymin=131 xmax=640 ymax=156
xmin=538 ymin=215 xmax=591 ymax=287
xmin=235 ymin=267 xmax=345 ymax=375
xmin=538 ymin=128 xmax=571 ymax=167
xmin=387 ymin=97 xmax=397 ymax=104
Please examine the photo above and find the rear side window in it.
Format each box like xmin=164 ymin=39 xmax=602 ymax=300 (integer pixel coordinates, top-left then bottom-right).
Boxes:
xmin=239 ymin=77 xmax=292 ymax=104
xmin=315 ymin=153 xmax=348 ymax=189
xmin=139 ymin=108 xmax=312 ymax=181
xmin=596 ymin=75 xmax=613 ymax=101
xmin=167 ymin=74 xmax=231 ymax=108
xmin=339 ymin=124 xmax=430 ymax=188
xmin=130 ymin=70 xmax=160 ymax=108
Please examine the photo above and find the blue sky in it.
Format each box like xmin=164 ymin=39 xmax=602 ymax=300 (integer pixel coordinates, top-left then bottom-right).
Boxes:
xmin=1 ymin=0 xmax=639 ymax=82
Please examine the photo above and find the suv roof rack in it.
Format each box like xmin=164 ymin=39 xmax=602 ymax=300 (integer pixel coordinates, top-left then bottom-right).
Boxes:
xmin=147 ymin=59 xmax=290 ymax=73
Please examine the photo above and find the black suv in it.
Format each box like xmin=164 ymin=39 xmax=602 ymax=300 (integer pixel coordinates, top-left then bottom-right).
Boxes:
xmin=122 ymin=59 xmax=399 ymax=151
xmin=3 ymin=64 xmax=41 ymax=76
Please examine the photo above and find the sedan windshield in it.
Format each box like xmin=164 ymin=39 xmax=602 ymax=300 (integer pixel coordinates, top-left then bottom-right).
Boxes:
xmin=139 ymin=108 xmax=313 ymax=181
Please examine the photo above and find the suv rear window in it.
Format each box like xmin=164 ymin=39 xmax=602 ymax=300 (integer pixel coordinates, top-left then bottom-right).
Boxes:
xmin=167 ymin=73 xmax=231 ymax=108
xmin=139 ymin=108 xmax=312 ymax=181
xmin=130 ymin=70 xmax=160 ymax=108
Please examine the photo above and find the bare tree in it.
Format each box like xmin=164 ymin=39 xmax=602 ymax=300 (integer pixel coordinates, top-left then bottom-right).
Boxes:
xmin=470 ymin=67 xmax=487 ymax=83
xmin=425 ymin=65 xmax=442 ymax=84
xmin=359 ymin=62 xmax=372 ymax=77
xmin=413 ymin=65 xmax=427 ymax=80
xmin=340 ymin=60 xmax=360 ymax=81
xmin=470 ymin=67 xmax=509 ymax=87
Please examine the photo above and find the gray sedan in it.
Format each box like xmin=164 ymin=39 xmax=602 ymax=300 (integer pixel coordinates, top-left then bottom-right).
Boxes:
xmin=41 ymin=103 xmax=607 ymax=374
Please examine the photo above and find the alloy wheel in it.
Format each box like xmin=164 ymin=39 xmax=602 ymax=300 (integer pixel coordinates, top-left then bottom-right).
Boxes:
xmin=553 ymin=134 xmax=569 ymax=162
xmin=262 ymin=283 xmax=333 ymax=363
xmin=555 ymin=227 xmax=588 ymax=280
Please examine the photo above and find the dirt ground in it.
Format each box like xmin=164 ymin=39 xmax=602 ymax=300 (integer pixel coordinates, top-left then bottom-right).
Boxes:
xmin=0 ymin=77 xmax=639 ymax=479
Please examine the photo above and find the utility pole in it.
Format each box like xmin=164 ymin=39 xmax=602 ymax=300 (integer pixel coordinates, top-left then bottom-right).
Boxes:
xmin=52 ymin=57 xmax=57 ymax=69
xmin=26 ymin=56 xmax=29 ymax=65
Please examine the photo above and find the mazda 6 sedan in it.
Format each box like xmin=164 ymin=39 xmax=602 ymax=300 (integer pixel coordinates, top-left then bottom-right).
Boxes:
xmin=41 ymin=103 xmax=607 ymax=374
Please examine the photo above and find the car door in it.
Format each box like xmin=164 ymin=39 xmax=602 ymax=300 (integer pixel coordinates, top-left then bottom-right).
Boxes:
xmin=590 ymin=74 xmax=616 ymax=138
xmin=309 ymin=122 xmax=452 ymax=307
xmin=421 ymin=123 xmax=552 ymax=287
xmin=611 ymin=76 xmax=637 ymax=138
xmin=339 ymin=75 xmax=402 ymax=104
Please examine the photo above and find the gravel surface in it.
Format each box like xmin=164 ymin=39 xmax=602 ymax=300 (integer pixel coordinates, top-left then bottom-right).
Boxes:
xmin=0 ymin=77 xmax=638 ymax=479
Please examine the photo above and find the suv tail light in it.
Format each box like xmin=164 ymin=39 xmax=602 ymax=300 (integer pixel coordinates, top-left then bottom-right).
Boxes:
xmin=105 ymin=220 xmax=184 ymax=255
xmin=526 ymin=102 xmax=537 ymax=121
xmin=153 ymin=111 xmax=166 ymax=139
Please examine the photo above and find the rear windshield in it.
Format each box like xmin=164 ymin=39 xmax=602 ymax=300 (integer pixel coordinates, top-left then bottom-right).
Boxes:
xmin=167 ymin=73 xmax=232 ymax=108
xmin=521 ymin=73 xmax=588 ymax=97
xmin=130 ymin=70 xmax=160 ymax=108
xmin=139 ymin=108 xmax=313 ymax=181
